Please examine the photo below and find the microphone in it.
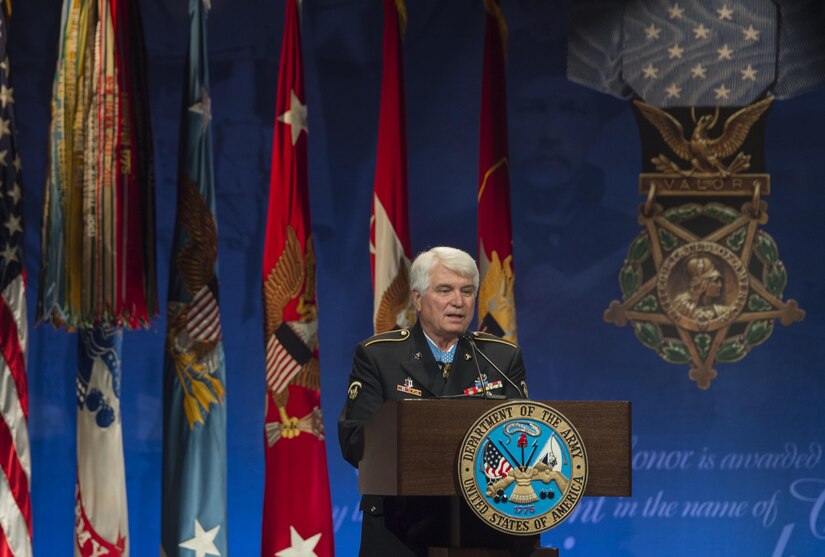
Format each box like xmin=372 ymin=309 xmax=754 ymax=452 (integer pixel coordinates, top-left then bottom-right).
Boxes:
xmin=462 ymin=332 xmax=526 ymax=399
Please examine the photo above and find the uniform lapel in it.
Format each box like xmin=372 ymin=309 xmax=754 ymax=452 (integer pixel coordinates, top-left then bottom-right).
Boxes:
xmin=400 ymin=323 xmax=444 ymax=397
xmin=444 ymin=336 xmax=480 ymax=395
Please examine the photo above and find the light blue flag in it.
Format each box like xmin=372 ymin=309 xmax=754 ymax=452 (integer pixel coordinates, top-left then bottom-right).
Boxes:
xmin=161 ymin=1 xmax=228 ymax=556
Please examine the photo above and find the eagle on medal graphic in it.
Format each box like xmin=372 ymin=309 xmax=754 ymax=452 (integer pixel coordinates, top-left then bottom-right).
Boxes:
xmin=634 ymin=97 xmax=773 ymax=177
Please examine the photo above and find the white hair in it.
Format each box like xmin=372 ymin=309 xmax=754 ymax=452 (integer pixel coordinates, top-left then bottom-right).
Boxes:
xmin=410 ymin=247 xmax=479 ymax=294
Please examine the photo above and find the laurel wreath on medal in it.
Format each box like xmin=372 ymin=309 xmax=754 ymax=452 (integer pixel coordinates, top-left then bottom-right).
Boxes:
xmin=605 ymin=200 xmax=805 ymax=389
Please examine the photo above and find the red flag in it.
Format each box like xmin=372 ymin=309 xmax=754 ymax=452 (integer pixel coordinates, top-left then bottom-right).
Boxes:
xmin=370 ymin=0 xmax=416 ymax=334
xmin=478 ymin=0 xmax=517 ymax=342
xmin=260 ymin=1 xmax=334 ymax=556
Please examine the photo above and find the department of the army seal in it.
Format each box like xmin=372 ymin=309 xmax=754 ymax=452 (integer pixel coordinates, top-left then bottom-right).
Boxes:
xmin=457 ymin=401 xmax=588 ymax=535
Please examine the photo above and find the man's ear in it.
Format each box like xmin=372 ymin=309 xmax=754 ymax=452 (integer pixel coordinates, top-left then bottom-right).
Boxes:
xmin=412 ymin=290 xmax=422 ymax=312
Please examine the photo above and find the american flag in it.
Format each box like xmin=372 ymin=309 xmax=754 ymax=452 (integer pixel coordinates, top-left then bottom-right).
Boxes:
xmin=482 ymin=440 xmax=513 ymax=481
xmin=0 ymin=5 xmax=33 ymax=556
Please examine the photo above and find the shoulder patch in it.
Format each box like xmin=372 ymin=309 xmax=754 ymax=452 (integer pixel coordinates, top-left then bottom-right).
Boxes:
xmin=348 ymin=381 xmax=363 ymax=400
xmin=470 ymin=330 xmax=518 ymax=348
xmin=364 ymin=328 xmax=411 ymax=347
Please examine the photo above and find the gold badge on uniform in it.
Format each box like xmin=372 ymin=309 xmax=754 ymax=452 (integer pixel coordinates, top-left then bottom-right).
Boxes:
xmin=605 ymin=99 xmax=805 ymax=389
xmin=348 ymin=381 xmax=362 ymax=400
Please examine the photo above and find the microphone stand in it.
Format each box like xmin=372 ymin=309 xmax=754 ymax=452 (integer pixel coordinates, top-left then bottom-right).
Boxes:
xmin=464 ymin=333 xmax=490 ymax=400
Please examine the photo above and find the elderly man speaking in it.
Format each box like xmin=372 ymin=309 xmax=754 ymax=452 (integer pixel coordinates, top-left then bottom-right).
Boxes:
xmin=339 ymin=246 xmax=528 ymax=557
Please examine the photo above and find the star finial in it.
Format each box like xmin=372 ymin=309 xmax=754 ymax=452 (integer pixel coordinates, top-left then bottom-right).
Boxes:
xmin=178 ymin=519 xmax=221 ymax=557
xmin=277 ymin=89 xmax=308 ymax=146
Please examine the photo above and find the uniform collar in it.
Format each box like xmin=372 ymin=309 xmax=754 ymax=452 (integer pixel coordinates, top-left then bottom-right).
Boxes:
xmin=421 ymin=330 xmax=458 ymax=363
xmin=403 ymin=323 xmax=478 ymax=396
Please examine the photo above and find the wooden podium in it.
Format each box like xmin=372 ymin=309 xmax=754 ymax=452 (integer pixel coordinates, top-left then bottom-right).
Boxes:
xmin=359 ymin=399 xmax=632 ymax=557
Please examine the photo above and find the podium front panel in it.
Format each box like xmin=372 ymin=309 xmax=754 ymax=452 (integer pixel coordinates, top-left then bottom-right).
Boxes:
xmin=359 ymin=399 xmax=631 ymax=497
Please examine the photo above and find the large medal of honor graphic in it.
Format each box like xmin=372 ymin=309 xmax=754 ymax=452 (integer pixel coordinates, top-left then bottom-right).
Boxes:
xmin=458 ymin=401 xmax=588 ymax=535
xmin=604 ymin=100 xmax=805 ymax=389
xmin=566 ymin=0 xmax=815 ymax=389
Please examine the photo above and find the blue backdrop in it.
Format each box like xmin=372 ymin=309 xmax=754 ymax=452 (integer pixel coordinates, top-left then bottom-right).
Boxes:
xmin=10 ymin=0 xmax=825 ymax=555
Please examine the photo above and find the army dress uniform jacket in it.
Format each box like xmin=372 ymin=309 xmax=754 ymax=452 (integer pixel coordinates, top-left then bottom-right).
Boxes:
xmin=338 ymin=322 xmax=527 ymax=557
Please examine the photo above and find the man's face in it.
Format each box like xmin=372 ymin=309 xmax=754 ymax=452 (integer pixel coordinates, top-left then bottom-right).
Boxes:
xmin=706 ymin=275 xmax=723 ymax=299
xmin=412 ymin=263 xmax=476 ymax=343
xmin=510 ymin=76 xmax=600 ymax=189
